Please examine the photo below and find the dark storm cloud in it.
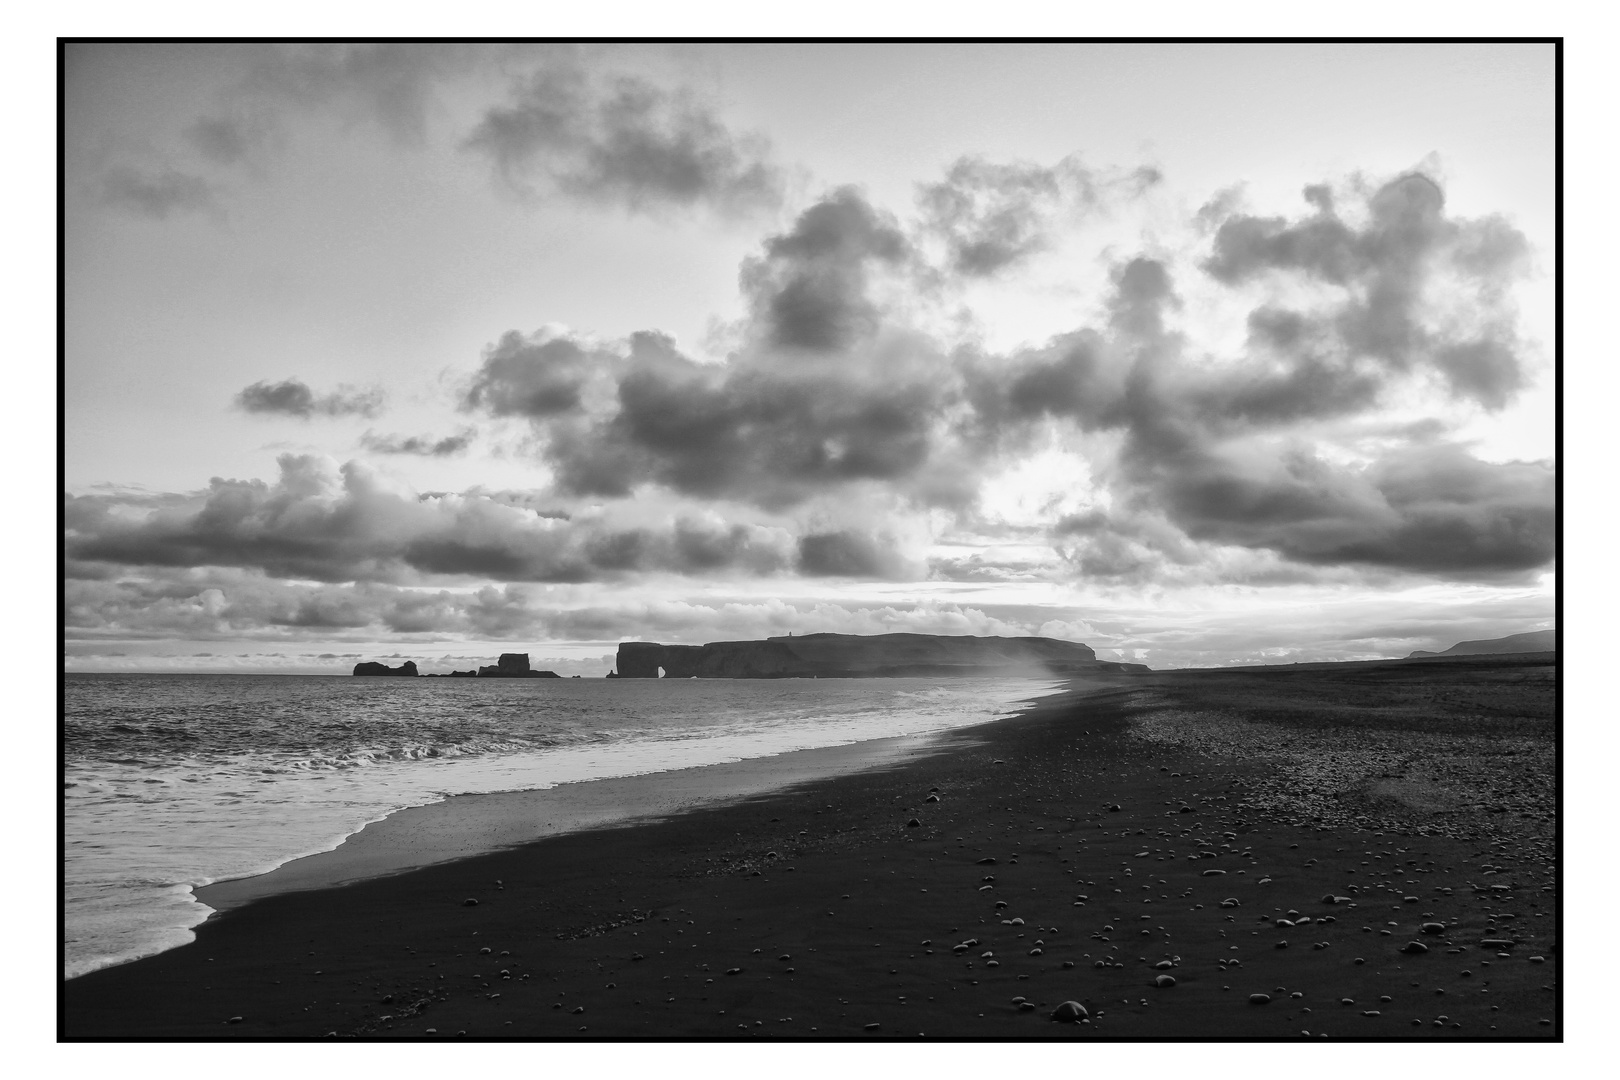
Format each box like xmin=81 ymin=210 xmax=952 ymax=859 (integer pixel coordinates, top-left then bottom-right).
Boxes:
xmin=96 ymin=165 xmax=219 ymax=219
xmin=361 ymin=429 xmax=475 ymax=457
xmin=917 ymin=156 xmax=1160 ymax=276
xmin=235 ymin=379 xmax=385 ymax=419
xmin=466 ymin=69 xmax=783 ymax=216
xmin=63 ymin=454 xmax=802 ymax=584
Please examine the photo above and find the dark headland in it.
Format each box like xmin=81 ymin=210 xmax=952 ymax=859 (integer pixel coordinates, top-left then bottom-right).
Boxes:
xmin=65 ymin=649 xmax=1557 ymax=1040
xmin=609 ymin=632 xmax=1150 ymax=679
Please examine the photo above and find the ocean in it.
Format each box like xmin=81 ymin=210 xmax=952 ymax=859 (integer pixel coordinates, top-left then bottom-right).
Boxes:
xmin=63 ymin=672 xmax=1054 ymax=980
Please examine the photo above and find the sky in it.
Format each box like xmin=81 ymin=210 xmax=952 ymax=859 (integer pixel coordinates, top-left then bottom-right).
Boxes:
xmin=61 ymin=41 xmax=1559 ymax=674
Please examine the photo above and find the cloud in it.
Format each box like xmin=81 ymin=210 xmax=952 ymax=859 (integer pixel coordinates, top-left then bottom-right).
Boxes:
xmin=96 ymin=165 xmax=219 ymax=219
xmin=1202 ymin=172 xmax=1532 ymax=409
xmin=463 ymin=190 xmax=972 ymax=510
xmin=64 ymin=454 xmax=807 ymax=584
xmin=64 ymin=569 xmax=1058 ymax=648
xmin=361 ymin=429 xmax=475 ymax=457
xmin=741 ymin=186 xmax=911 ymax=351
xmin=235 ymin=379 xmax=385 ymax=419
xmin=465 ymin=69 xmax=783 ymax=217
xmin=451 ymin=172 xmax=1550 ymax=586
xmin=916 ymin=155 xmax=1159 ymax=276
xmin=796 ymin=530 xmax=909 ymax=579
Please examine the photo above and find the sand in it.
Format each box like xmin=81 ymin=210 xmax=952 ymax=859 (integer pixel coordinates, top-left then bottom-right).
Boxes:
xmin=61 ymin=657 xmax=1559 ymax=1040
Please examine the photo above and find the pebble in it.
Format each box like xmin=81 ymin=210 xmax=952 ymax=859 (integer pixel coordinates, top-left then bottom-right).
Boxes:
xmin=1400 ymin=941 xmax=1429 ymax=954
xmin=1249 ymin=994 xmax=1271 ymax=1005
xmin=1154 ymin=975 xmax=1176 ymax=988
xmin=864 ymin=1023 xmax=881 ymax=1031
xmin=1420 ymin=922 xmax=1446 ymax=935
xmin=1051 ymin=1001 xmax=1089 ymax=1023
xmin=463 ymin=899 xmax=478 ymax=907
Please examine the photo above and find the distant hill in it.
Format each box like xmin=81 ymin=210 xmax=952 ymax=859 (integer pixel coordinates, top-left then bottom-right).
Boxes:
xmin=1406 ymin=629 xmax=1556 ymax=659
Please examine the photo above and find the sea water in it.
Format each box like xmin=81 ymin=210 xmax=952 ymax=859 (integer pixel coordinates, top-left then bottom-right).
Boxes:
xmin=64 ymin=673 xmax=1053 ymax=979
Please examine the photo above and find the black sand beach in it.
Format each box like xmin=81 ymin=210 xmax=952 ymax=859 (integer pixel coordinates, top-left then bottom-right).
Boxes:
xmin=62 ymin=655 xmax=1558 ymax=1040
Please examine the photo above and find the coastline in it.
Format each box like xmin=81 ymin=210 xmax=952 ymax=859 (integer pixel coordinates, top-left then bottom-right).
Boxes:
xmin=62 ymin=660 xmax=1558 ymax=1040
xmin=66 ymin=674 xmax=1058 ymax=980
xmin=196 ymin=728 xmax=962 ymax=913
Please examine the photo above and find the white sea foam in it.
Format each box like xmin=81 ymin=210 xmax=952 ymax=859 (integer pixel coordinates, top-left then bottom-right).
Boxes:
xmin=64 ymin=674 xmax=1053 ymax=978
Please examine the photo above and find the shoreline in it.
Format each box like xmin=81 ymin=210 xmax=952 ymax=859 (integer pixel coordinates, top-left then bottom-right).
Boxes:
xmin=68 ymin=675 xmax=1059 ymax=980
xmin=62 ymin=660 xmax=1557 ymax=1039
xmin=196 ymin=728 xmax=963 ymax=913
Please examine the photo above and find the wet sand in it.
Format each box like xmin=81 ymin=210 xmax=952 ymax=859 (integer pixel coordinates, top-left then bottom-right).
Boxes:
xmin=62 ymin=657 xmax=1558 ymax=1040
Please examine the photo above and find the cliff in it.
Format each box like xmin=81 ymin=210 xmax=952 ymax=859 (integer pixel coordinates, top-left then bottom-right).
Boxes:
xmin=1406 ymin=628 xmax=1557 ymax=659
xmin=612 ymin=633 xmax=1148 ymax=679
xmin=353 ymin=660 xmax=418 ymax=676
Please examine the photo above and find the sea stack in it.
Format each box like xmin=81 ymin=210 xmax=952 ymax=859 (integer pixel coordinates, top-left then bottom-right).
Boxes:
xmin=352 ymin=660 xmax=418 ymax=676
xmin=476 ymin=653 xmax=562 ymax=678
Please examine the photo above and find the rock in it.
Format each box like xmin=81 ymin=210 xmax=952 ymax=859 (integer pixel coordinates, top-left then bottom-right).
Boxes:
xmin=1420 ymin=922 xmax=1446 ymax=935
xmin=1250 ymin=994 xmax=1272 ymax=1005
xmin=864 ymin=1022 xmax=881 ymax=1032
xmin=977 ymin=857 xmax=997 ymax=865
xmin=463 ymin=899 xmax=478 ymax=907
xmin=1155 ymin=975 xmax=1176 ymax=988
xmin=1201 ymin=869 xmax=1226 ymax=876
xmin=1480 ymin=938 xmax=1515 ymax=948
xmin=906 ymin=818 xmax=921 ymax=828
xmin=353 ymin=660 xmax=418 ymax=676
xmin=925 ymin=794 xmax=939 ymax=803
xmin=1051 ymin=1001 xmax=1089 ymax=1022
xmin=1400 ymin=941 xmax=1429 ymax=954
xmin=1154 ymin=960 xmax=1174 ymax=969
